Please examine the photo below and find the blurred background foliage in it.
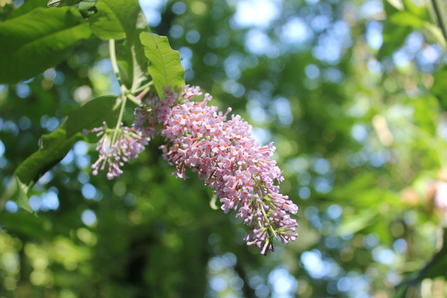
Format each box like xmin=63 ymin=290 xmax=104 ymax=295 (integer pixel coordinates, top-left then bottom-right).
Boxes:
xmin=1 ymin=0 xmax=447 ymax=297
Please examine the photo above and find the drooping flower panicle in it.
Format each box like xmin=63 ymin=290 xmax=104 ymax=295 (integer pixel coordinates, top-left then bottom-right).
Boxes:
xmin=87 ymin=86 xmax=298 ymax=254
xmin=133 ymin=86 xmax=298 ymax=255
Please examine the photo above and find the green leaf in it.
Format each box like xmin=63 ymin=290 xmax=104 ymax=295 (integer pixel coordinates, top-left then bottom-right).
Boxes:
xmin=378 ymin=23 xmax=412 ymax=59
xmin=389 ymin=11 xmax=425 ymax=27
xmin=14 ymin=96 xmax=120 ymax=188
xmin=431 ymin=65 xmax=447 ymax=111
xmin=412 ymin=97 xmax=439 ymax=134
xmin=88 ymin=0 xmax=125 ymax=40
xmin=0 ymin=212 xmax=54 ymax=238
xmin=77 ymin=0 xmax=97 ymax=10
xmin=402 ymin=0 xmax=430 ymax=20
xmin=14 ymin=176 xmax=34 ymax=214
xmin=383 ymin=0 xmax=402 ymax=16
xmin=6 ymin=0 xmax=48 ymax=19
xmin=94 ymin=0 xmax=150 ymax=92
xmin=336 ymin=209 xmax=378 ymax=236
xmin=77 ymin=0 xmax=98 ymax=18
xmin=0 ymin=176 xmax=34 ymax=214
xmin=140 ymin=32 xmax=185 ymax=98
xmin=0 ymin=7 xmax=92 ymax=84
xmin=47 ymin=0 xmax=82 ymax=7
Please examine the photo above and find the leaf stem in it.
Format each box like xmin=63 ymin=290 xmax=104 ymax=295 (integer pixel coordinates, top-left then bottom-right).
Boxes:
xmin=126 ymin=93 xmax=139 ymax=105
xmin=111 ymin=95 xmax=127 ymax=145
xmin=134 ymin=81 xmax=154 ymax=93
xmin=109 ymin=39 xmax=128 ymax=95
xmin=432 ymin=0 xmax=447 ymax=45
xmin=109 ymin=39 xmax=128 ymax=144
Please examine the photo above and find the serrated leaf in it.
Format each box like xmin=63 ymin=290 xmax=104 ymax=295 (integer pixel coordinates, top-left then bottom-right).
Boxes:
xmin=14 ymin=96 xmax=120 ymax=188
xmin=140 ymin=32 xmax=185 ymax=98
xmin=0 ymin=7 xmax=92 ymax=84
xmin=88 ymin=0 xmax=125 ymax=40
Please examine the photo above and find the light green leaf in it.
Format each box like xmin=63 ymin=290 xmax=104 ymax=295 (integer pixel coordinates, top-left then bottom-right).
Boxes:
xmin=402 ymin=0 xmax=430 ymax=20
xmin=15 ymin=176 xmax=34 ymax=214
xmin=140 ymin=32 xmax=185 ymax=98
xmin=389 ymin=11 xmax=425 ymax=27
xmin=14 ymin=96 xmax=121 ymax=189
xmin=424 ymin=23 xmax=447 ymax=49
xmin=0 ymin=7 xmax=92 ymax=84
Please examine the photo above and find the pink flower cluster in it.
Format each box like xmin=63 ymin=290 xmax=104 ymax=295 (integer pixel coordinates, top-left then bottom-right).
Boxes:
xmin=133 ymin=86 xmax=298 ymax=255
xmin=84 ymin=122 xmax=149 ymax=180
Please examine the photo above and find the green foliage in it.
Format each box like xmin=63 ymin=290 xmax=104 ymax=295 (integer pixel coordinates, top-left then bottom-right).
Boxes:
xmin=100 ymin=0 xmax=150 ymax=91
xmin=432 ymin=65 xmax=447 ymax=111
xmin=2 ymin=0 xmax=447 ymax=296
xmin=0 ymin=7 xmax=92 ymax=83
xmin=379 ymin=0 xmax=438 ymax=59
xmin=47 ymin=0 xmax=82 ymax=7
xmin=6 ymin=0 xmax=48 ymax=19
xmin=87 ymin=0 xmax=125 ymax=40
xmin=13 ymin=96 xmax=120 ymax=190
xmin=140 ymin=32 xmax=185 ymax=98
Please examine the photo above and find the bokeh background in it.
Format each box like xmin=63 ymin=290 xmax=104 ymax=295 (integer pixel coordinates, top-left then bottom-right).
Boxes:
xmin=1 ymin=0 xmax=447 ymax=297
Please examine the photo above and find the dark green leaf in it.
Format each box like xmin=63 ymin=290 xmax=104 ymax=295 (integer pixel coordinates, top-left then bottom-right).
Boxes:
xmin=382 ymin=0 xmax=401 ymax=16
xmin=0 ymin=7 xmax=92 ymax=84
xmin=0 ymin=212 xmax=52 ymax=238
xmin=140 ymin=32 xmax=185 ymax=98
xmin=432 ymin=65 xmax=447 ymax=111
xmin=378 ymin=23 xmax=411 ymax=59
xmin=393 ymin=227 xmax=447 ymax=297
xmin=6 ymin=0 xmax=48 ymax=19
xmin=14 ymin=96 xmax=120 ymax=187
